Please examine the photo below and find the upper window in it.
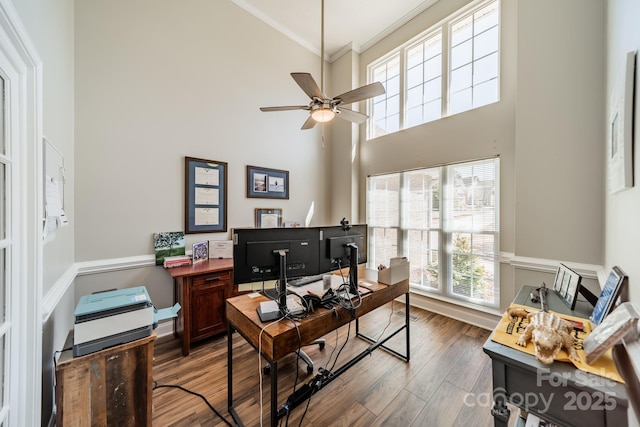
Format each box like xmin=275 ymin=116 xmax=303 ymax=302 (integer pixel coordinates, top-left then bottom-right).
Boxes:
xmin=367 ymin=0 xmax=500 ymax=139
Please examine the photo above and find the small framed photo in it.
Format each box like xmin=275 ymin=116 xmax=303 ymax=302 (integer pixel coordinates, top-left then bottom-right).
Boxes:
xmin=552 ymin=263 xmax=582 ymax=310
xmin=255 ymin=208 xmax=282 ymax=228
xmin=591 ymin=266 xmax=627 ymax=325
xmin=192 ymin=241 xmax=209 ymax=264
xmin=247 ymin=165 xmax=289 ymax=199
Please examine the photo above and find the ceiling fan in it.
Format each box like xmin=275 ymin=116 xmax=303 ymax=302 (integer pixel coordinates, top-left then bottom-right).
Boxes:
xmin=259 ymin=0 xmax=385 ymax=130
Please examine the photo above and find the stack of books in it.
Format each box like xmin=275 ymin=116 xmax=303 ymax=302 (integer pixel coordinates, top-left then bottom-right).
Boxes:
xmin=163 ymin=255 xmax=192 ymax=268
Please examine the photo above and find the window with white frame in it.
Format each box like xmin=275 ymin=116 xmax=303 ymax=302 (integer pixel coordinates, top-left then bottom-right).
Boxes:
xmin=370 ymin=54 xmax=400 ymax=139
xmin=367 ymin=0 xmax=500 ymax=139
xmin=366 ymin=157 xmax=500 ymax=307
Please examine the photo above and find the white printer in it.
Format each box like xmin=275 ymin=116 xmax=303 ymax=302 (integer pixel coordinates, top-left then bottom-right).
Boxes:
xmin=73 ymin=286 xmax=157 ymax=357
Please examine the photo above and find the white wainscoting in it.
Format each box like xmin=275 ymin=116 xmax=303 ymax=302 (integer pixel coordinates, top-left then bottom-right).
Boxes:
xmin=42 ymin=252 xmax=604 ymax=331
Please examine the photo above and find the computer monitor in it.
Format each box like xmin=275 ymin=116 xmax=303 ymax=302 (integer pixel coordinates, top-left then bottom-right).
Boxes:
xmin=233 ymin=227 xmax=320 ymax=285
xmin=319 ymin=224 xmax=367 ymax=294
xmin=234 ymin=227 xmax=320 ymax=320
xmin=318 ymin=224 xmax=367 ymax=273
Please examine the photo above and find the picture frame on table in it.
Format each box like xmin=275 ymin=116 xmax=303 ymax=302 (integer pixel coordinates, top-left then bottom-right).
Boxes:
xmin=552 ymin=263 xmax=582 ymax=310
xmin=246 ymin=165 xmax=289 ymax=199
xmin=255 ymin=208 xmax=282 ymax=229
xmin=185 ymin=156 xmax=227 ymax=234
xmin=192 ymin=241 xmax=209 ymax=264
xmin=590 ymin=266 xmax=627 ymax=325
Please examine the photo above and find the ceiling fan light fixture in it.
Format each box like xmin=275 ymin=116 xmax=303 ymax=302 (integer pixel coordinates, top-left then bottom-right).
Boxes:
xmin=311 ymin=107 xmax=335 ymax=123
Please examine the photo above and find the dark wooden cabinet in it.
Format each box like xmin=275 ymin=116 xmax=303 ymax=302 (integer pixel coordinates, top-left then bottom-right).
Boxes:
xmin=166 ymin=258 xmax=234 ymax=356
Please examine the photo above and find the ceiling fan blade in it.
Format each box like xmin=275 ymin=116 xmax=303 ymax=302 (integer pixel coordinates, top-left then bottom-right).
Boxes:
xmin=260 ymin=105 xmax=309 ymax=112
xmin=333 ymin=82 xmax=385 ymax=105
xmin=291 ymin=72 xmax=325 ymax=99
xmin=301 ymin=115 xmax=317 ymax=130
xmin=336 ymin=107 xmax=369 ymax=124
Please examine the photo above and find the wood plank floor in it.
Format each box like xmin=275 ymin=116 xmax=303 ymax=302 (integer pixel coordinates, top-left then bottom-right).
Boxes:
xmin=151 ymin=302 xmax=505 ymax=427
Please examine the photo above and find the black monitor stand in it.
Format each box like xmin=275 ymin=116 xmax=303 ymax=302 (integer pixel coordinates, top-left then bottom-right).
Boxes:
xmin=257 ymin=249 xmax=289 ymax=322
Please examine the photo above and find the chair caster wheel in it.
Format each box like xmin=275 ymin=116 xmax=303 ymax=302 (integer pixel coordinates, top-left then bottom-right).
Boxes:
xmin=319 ymin=343 xmax=325 ymax=350
xmin=307 ymin=365 xmax=313 ymax=374
xmin=263 ymin=365 xmax=270 ymax=375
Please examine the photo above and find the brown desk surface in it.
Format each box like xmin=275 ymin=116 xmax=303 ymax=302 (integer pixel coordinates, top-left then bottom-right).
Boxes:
xmin=164 ymin=258 xmax=233 ymax=279
xmin=226 ymin=269 xmax=409 ymax=362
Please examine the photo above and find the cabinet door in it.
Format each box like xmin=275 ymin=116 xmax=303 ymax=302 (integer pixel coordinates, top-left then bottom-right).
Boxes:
xmin=191 ymin=273 xmax=230 ymax=340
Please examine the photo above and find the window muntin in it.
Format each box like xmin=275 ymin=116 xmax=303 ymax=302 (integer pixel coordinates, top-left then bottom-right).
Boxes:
xmin=367 ymin=0 xmax=499 ymax=139
xmin=449 ymin=0 xmax=499 ymax=114
xmin=406 ymin=31 xmax=442 ymax=128
xmin=371 ymin=55 xmax=401 ymax=139
xmin=367 ymin=158 xmax=500 ymax=307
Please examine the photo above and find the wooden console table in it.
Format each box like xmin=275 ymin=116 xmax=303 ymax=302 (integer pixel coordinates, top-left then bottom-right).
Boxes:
xmin=55 ymin=330 xmax=156 ymax=426
xmin=226 ymin=269 xmax=410 ymax=426
xmin=483 ymin=286 xmax=628 ymax=427
xmin=165 ymin=258 xmax=234 ymax=356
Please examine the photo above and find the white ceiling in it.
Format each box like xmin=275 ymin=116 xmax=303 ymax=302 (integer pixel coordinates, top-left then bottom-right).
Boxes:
xmin=230 ymin=0 xmax=440 ymax=61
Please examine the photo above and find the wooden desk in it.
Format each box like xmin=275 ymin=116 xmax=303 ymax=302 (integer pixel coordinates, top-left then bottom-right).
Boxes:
xmin=55 ymin=331 xmax=156 ymax=426
xmin=483 ymin=286 xmax=628 ymax=427
xmin=165 ymin=258 xmax=234 ymax=356
xmin=226 ymin=269 xmax=410 ymax=426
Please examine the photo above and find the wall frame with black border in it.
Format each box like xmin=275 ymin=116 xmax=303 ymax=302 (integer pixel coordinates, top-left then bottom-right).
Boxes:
xmin=552 ymin=263 xmax=582 ymax=310
xmin=590 ymin=266 xmax=627 ymax=325
xmin=246 ymin=165 xmax=289 ymax=199
xmin=185 ymin=156 xmax=227 ymax=233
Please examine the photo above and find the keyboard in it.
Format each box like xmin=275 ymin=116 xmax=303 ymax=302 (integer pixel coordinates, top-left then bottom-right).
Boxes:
xmin=287 ymin=274 xmax=325 ymax=287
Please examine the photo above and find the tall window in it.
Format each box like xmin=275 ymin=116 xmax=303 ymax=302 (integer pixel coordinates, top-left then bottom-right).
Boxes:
xmin=367 ymin=0 xmax=500 ymax=139
xmin=366 ymin=158 xmax=500 ymax=307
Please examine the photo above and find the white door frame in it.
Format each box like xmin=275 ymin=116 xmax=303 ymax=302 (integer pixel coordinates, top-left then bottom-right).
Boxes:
xmin=0 ymin=1 xmax=43 ymax=425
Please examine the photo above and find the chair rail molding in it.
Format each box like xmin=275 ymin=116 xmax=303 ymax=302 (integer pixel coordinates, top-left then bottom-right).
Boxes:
xmin=510 ymin=255 xmax=602 ymax=281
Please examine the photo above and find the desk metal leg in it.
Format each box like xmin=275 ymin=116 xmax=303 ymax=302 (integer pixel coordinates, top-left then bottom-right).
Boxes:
xmin=270 ymin=360 xmax=278 ymax=427
xmin=405 ymin=293 xmax=410 ymax=361
xmin=227 ymin=324 xmax=243 ymax=426
xmin=355 ymin=292 xmax=411 ymax=361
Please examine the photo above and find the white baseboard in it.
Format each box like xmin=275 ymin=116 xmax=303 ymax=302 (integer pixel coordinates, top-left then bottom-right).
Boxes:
xmin=408 ymin=292 xmax=502 ymax=330
xmin=155 ymin=320 xmax=174 ymax=338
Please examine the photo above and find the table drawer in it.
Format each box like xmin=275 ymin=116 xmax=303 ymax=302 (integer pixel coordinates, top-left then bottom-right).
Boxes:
xmin=192 ymin=270 xmax=232 ymax=289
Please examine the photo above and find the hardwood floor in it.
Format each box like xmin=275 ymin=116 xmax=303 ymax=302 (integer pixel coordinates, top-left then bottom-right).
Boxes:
xmin=151 ymin=302 xmax=501 ymax=427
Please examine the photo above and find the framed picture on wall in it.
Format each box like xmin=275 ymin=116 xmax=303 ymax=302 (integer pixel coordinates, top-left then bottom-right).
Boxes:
xmin=607 ymin=51 xmax=636 ymax=194
xmin=185 ymin=156 xmax=228 ymax=233
xmin=255 ymin=208 xmax=282 ymax=228
xmin=246 ymin=165 xmax=289 ymax=199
